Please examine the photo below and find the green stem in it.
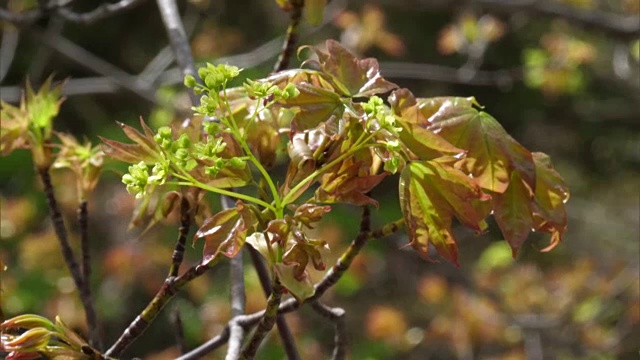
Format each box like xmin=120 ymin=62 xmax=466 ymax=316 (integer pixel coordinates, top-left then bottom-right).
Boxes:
xmin=170 ymin=172 xmax=275 ymax=211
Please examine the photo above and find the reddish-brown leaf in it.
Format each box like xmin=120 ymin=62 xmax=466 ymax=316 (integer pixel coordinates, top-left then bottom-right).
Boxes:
xmin=390 ymin=89 xmax=535 ymax=194
xmin=305 ymin=40 xmax=398 ymax=97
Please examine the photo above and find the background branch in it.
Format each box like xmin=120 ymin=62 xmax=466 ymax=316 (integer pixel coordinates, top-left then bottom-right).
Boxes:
xmin=273 ymin=0 xmax=304 ymax=73
xmin=0 ymin=0 xmax=147 ymax=26
xmin=310 ymin=302 xmax=346 ymax=360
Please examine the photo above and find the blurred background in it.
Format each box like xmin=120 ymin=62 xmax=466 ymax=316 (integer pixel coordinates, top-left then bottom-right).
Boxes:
xmin=1 ymin=0 xmax=638 ymax=359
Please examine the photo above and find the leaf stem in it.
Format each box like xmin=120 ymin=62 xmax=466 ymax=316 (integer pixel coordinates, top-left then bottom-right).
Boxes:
xmin=170 ymin=173 xmax=275 ymax=211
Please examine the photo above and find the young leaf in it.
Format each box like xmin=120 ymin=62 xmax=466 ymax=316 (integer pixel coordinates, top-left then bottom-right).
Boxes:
xmin=194 ymin=202 xmax=257 ymax=265
xmin=492 ymin=171 xmax=534 ymax=256
xmin=399 ymin=161 xmax=491 ymax=266
xmin=530 ymin=152 xmax=569 ymax=252
xmin=100 ymin=118 xmax=162 ymax=164
xmin=390 ymin=89 xmax=535 ymax=194
xmin=304 ymin=40 xmax=398 ymax=97
xmin=274 ymin=263 xmax=315 ymax=302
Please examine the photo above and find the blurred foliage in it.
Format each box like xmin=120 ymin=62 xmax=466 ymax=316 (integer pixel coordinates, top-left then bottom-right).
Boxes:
xmin=1 ymin=0 xmax=639 ymax=359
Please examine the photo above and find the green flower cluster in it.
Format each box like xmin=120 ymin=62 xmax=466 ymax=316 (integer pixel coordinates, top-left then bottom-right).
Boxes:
xmin=362 ymin=96 xmax=405 ymax=174
xmin=122 ymin=161 xmax=167 ymax=199
xmin=244 ymin=79 xmax=300 ymax=100
xmin=154 ymin=126 xmax=197 ymax=171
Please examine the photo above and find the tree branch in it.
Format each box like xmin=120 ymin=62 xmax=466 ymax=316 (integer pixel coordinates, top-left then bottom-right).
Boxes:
xmin=310 ymin=302 xmax=346 ymax=360
xmin=178 ymin=206 xmax=394 ymax=360
xmin=105 ymin=197 xmax=196 ymax=358
xmin=171 ymin=307 xmax=188 ymax=355
xmin=155 ymin=0 xmax=199 ymax=105
xmin=239 ymin=278 xmax=284 ymax=360
xmin=273 ymin=0 xmax=304 ymax=73
xmin=471 ymin=0 xmax=640 ymax=41
xmin=0 ymin=0 xmax=147 ymax=26
xmin=28 ymin=29 xmax=159 ymax=104
xmin=77 ymin=200 xmax=102 ymax=350
xmin=247 ymin=247 xmax=300 ymax=360
xmin=0 ymin=23 xmax=19 ymax=82
xmin=226 ymin=194 xmax=246 ymax=360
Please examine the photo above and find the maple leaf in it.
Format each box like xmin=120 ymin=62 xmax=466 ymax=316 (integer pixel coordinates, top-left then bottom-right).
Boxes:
xmin=390 ymin=89 xmax=536 ymax=194
xmin=304 ymin=40 xmax=398 ymax=97
xmin=399 ymin=161 xmax=491 ymax=266
xmin=492 ymin=152 xmax=569 ymax=255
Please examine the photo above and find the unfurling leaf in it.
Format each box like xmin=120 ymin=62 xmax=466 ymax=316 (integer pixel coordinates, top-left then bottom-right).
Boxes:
xmin=100 ymin=118 xmax=163 ymax=164
xmin=194 ymin=201 xmax=257 ymax=265
xmin=274 ymin=262 xmax=315 ymax=302
xmin=303 ymin=40 xmax=398 ymax=97
xmin=399 ymin=161 xmax=491 ymax=266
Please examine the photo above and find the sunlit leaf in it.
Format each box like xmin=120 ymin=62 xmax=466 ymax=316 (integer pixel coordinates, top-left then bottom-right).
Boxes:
xmin=399 ymin=161 xmax=491 ymax=266
xmin=391 ymin=89 xmax=535 ymax=193
xmin=493 ymin=171 xmax=534 ymax=256
xmin=530 ymin=152 xmax=569 ymax=251
xmin=304 ymin=40 xmax=398 ymax=97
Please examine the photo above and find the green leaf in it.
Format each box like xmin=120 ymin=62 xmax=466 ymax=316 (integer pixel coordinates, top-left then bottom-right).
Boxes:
xmin=399 ymin=161 xmax=491 ymax=266
xmin=274 ymin=263 xmax=315 ymax=302
xmin=305 ymin=40 xmax=398 ymax=97
xmin=391 ymin=89 xmax=535 ymax=193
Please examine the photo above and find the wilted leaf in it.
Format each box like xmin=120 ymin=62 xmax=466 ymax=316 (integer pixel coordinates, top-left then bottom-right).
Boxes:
xmin=305 ymin=40 xmax=398 ymax=97
xmin=399 ymin=161 xmax=491 ymax=266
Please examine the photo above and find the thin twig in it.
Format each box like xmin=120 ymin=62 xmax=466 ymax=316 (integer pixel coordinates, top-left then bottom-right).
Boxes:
xmin=0 ymin=23 xmax=19 ymax=83
xmin=0 ymin=0 xmax=147 ymax=26
xmin=105 ymin=198 xmax=195 ymax=358
xmin=172 ymin=307 xmax=188 ymax=355
xmin=77 ymin=200 xmax=102 ymax=349
xmin=273 ymin=0 xmax=304 ymax=73
xmin=39 ymin=167 xmax=105 ymax=351
xmin=247 ymin=247 xmax=300 ymax=360
xmin=169 ymin=196 xmax=191 ymax=277
xmin=28 ymin=29 xmax=159 ymax=104
xmin=310 ymin=302 xmax=346 ymax=360
xmin=240 ymin=279 xmax=284 ymax=360
xmin=37 ymin=168 xmax=84 ymax=311
xmin=155 ymin=0 xmax=200 ymax=105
